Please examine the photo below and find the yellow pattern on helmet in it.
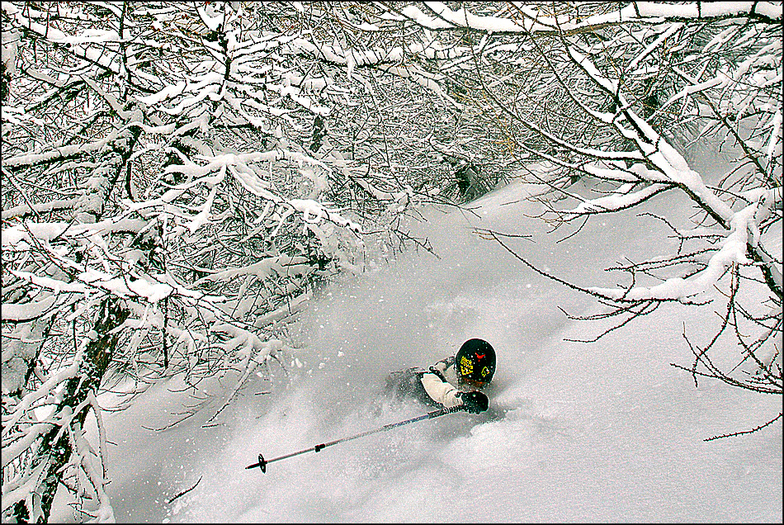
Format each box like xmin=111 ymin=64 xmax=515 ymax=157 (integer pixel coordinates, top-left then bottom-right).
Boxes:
xmin=459 ymin=355 xmax=473 ymax=377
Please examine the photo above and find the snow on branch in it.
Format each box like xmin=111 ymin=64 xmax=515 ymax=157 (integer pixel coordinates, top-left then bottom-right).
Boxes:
xmin=6 ymin=4 xmax=122 ymax=75
xmin=1 ymin=198 xmax=80 ymax=221
xmin=193 ymin=255 xmax=311 ymax=286
xmin=392 ymin=2 xmax=781 ymax=34
xmin=1 ymin=296 xmax=58 ymax=322
xmin=566 ymin=183 xmax=671 ymax=215
xmin=585 ymin=191 xmax=781 ymax=304
xmin=564 ymin=45 xmax=739 ymax=226
xmin=285 ymin=36 xmax=463 ymax=106
xmin=3 ymin=128 xmax=125 ymax=170
xmin=2 ymin=218 xmax=147 ymax=248
xmin=201 ymin=329 xmax=283 ymax=427
xmin=124 ymin=149 xmax=362 ymax=234
xmin=633 ymin=1 xmax=782 ymax=22
xmin=544 ymin=24 xmax=782 ymax=304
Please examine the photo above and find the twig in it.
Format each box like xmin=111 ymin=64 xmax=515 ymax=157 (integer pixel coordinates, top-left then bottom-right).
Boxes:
xmin=704 ymin=413 xmax=782 ymax=442
xmin=166 ymin=476 xmax=203 ymax=504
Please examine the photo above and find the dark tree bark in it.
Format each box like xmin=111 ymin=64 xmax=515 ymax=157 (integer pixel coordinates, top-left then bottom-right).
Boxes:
xmin=11 ymin=298 xmax=129 ymax=524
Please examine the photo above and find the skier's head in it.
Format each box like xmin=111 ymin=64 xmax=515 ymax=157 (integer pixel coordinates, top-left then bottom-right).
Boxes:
xmin=455 ymin=338 xmax=495 ymax=388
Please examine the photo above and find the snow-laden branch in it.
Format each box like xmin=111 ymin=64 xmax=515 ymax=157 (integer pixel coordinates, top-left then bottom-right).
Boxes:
xmin=283 ymin=36 xmax=463 ymax=107
xmin=633 ymin=1 xmax=782 ymax=22
xmin=1 ymin=198 xmax=80 ymax=221
xmin=124 ymin=150 xmax=362 ymax=234
xmin=2 ymin=218 xmax=147 ymax=248
xmin=192 ymin=255 xmax=311 ymax=286
xmin=452 ymin=0 xmax=782 ymax=318
xmin=554 ymin=30 xmax=783 ymax=303
xmin=5 ymin=5 xmax=122 ymax=75
xmin=1 ymin=295 xmax=58 ymax=322
xmin=73 ymin=393 xmax=115 ymax=522
xmin=3 ymin=128 xmax=125 ymax=170
xmin=566 ymin=45 xmax=738 ymax=223
xmin=2 ymin=345 xmax=85 ymax=442
xmin=9 ymin=268 xmax=173 ymax=305
xmin=201 ymin=329 xmax=283 ymax=426
xmin=566 ymin=183 xmax=670 ymax=215
xmin=391 ymin=1 xmax=781 ymax=34
xmin=589 ymin=197 xmax=779 ymax=302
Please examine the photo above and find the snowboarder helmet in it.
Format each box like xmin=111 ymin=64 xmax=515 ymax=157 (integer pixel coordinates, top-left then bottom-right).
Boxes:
xmin=455 ymin=338 xmax=495 ymax=387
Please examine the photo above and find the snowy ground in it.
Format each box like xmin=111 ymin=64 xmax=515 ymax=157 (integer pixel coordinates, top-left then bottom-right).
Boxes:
xmin=57 ymin=174 xmax=781 ymax=522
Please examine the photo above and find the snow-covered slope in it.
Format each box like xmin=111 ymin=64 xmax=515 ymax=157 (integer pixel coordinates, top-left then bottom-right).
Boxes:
xmin=83 ymin=179 xmax=781 ymax=522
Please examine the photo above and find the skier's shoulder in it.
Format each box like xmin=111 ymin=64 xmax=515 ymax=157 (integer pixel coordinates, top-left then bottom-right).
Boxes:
xmin=426 ymin=355 xmax=455 ymax=382
xmin=431 ymin=355 xmax=454 ymax=372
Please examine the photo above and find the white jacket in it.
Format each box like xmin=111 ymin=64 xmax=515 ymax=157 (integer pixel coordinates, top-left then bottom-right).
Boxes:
xmin=420 ymin=356 xmax=473 ymax=408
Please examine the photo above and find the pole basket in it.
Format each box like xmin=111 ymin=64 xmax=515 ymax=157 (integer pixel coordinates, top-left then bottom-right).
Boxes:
xmin=246 ymin=454 xmax=267 ymax=472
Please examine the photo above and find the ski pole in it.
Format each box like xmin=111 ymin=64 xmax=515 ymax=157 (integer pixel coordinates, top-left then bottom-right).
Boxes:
xmin=245 ymin=405 xmax=466 ymax=473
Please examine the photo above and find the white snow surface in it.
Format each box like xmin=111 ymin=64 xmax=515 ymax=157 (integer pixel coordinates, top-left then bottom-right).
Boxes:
xmin=58 ymin=178 xmax=781 ymax=522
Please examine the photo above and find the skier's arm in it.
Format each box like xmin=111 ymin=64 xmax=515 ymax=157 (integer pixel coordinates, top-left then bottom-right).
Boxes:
xmin=420 ymin=372 xmax=463 ymax=408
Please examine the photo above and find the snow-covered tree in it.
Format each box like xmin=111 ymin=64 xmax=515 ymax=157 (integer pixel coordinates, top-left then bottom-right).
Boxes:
xmin=0 ymin=2 xmax=515 ymax=521
xmin=385 ymin=1 xmax=781 ymax=412
xmin=3 ymin=1 xmax=780 ymax=521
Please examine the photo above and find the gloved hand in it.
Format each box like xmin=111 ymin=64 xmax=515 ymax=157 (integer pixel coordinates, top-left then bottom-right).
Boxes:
xmin=457 ymin=391 xmax=488 ymax=413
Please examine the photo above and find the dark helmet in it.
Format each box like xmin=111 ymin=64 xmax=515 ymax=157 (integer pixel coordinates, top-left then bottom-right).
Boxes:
xmin=455 ymin=338 xmax=495 ymax=387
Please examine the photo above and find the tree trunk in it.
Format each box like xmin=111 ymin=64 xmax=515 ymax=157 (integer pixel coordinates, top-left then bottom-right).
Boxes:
xmin=11 ymin=298 xmax=129 ymax=524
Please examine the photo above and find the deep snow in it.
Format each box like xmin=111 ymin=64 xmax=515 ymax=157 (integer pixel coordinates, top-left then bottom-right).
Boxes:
xmin=59 ymin=175 xmax=781 ymax=522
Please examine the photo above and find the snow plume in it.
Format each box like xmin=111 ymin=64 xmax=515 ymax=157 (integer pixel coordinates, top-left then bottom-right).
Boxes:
xmin=144 ymin=184 xmax=577 ymax=522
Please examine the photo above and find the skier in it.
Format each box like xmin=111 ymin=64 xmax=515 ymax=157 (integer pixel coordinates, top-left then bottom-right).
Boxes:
xmin=385 ymin=338 xmax=495 ymax=413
